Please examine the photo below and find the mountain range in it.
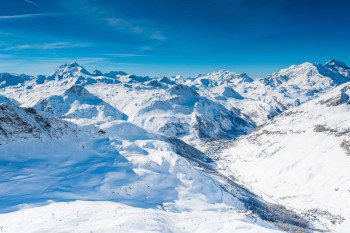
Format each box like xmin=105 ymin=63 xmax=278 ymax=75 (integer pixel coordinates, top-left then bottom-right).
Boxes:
xmin=0 ymin=59 xmax=349 ymax=232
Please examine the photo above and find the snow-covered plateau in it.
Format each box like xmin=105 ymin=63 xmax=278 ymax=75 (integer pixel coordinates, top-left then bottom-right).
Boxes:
xmin=0 ymin=59 xmax=349 ymax=232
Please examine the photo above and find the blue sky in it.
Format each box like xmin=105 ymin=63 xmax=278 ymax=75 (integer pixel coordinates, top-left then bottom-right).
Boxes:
xmin=0 ymin=0 xmax=349 ymax=78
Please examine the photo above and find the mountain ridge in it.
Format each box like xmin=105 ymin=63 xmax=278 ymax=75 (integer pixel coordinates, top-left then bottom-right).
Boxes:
xmin=1 ymin=59 xmax=350 ymax=232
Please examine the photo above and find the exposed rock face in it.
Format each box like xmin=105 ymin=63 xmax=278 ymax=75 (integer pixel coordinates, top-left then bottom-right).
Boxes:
xmin=92 ymin=69 xmax=103 ymax=76
xmin=0 ymin=102 xmax=73 ymax=144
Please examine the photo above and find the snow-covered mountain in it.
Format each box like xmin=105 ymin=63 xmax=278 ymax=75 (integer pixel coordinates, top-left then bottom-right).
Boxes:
xmin=0 ymin=87 xmax=307 ymax=233
xmin=188 ymin=70 xmax=254 ymax=87
xmin=212 ymin=83 xmax=350 ymax=232
xmin=184 ymin=60 xmax=350 ymax=125
xmin=33 ymin=85 xmax=127 ymax=123
xmin=114 ymin=83 xmax=255 ymax=143
xmin=255 ymin=60 xmax=350 ymax=108
xmin=1 ymin=60 xmax=350 ymax=232
xmin=1 ymin=60 xmax=349 ymax=135
xmin=0 ymin=97 xmax=75 ymax=144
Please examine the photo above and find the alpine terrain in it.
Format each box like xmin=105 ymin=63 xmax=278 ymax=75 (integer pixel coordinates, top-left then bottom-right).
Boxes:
xmin=0 ymin=59 xmax=350 ymax=232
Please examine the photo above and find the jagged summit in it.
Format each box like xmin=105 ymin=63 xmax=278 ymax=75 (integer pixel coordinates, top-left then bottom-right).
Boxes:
xmin=34 ymin=84 xmax=126 ymax=120
xmin=65 ymin=85 xmax=93 ymax=98
xmin=52 ymin=62 xmax=129 ymax=79
xmin=159 ymin=76 xmax=175 ymax=84
xmin=205 ymin=70 xmax=253 ymax=81
xmin=264 ymin=60 xmax=350 ymax=86
xmin=104 ymin=71 xmax=128 ymax=78
xmin=59 ymin=61 xmax=80 ymax=69
xmin=54 ymin=61 xmax=91 ymax=76
xmin=92 ymin=69 xmax=103 ymax=76
xmin=325 ymin=59 xmax=349 ymax=69
xmin=168 ymin=84 xmax=199 ymax=97
xmin=265 ymin=61 xmax=349 ymax=83
xmin=194 ymin=70 xmax=254 ymax=87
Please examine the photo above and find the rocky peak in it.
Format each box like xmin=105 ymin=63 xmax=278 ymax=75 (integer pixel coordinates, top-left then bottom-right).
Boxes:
xmin=325 ymin=59 xmax=349 ymax=69
xmin=92 ymin=69 xmax=103 ymax=76
xmin=54 ymin=62 xmax=91 ymax=76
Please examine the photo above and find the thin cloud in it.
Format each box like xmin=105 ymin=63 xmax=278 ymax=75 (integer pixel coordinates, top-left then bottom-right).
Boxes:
xmin=59 ymin=0 xmax=166 ymax=41
xmin=0 ymin=13 xmax=46 ymax=19
xmin=24 ymin=0 xmax=40 ymax=7
xmin=0 ymin=12 xmax=67 ymax=20
xmin=106 ymin=17 xmax=166 ymax=41
xmin=4 ymin=42 xmax=89 ymax=50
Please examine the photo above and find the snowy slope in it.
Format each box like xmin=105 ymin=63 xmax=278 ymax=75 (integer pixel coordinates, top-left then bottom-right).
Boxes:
xmin=215 ymin=83 xmax=350 ymax=232
xmin=1 ymin=103 xmax=228 ymax=213
xmin=33 ymin=85 xmax=126 ymax=122
xmin=0 ymin=201 xmax=283 ymax=233
xmin=0 ymin=95 xmax=294 ymax=232
xmin=185 ymin=60 xmax=350 ymax=124
xmin=0 ymin=97 xmax=75 ymax=144
xmin=254 ymin=60 xmax=350 ymax=108
xmin=1 ymin=60 xmax=350 ymax=232
xmin=114 ymin=84 xmax=255 ymax=142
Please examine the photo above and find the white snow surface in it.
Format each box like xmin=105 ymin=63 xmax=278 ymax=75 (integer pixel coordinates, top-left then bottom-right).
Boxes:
xmin=0 ymin=99 xmax=283 ymax=232
xmin=218 ymin=83 xmax=350 ymax=232
xmin=1 ymin=60 xmax=350 ymax=232
xmin=0 ymin=201 xmax=281 ymax=233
